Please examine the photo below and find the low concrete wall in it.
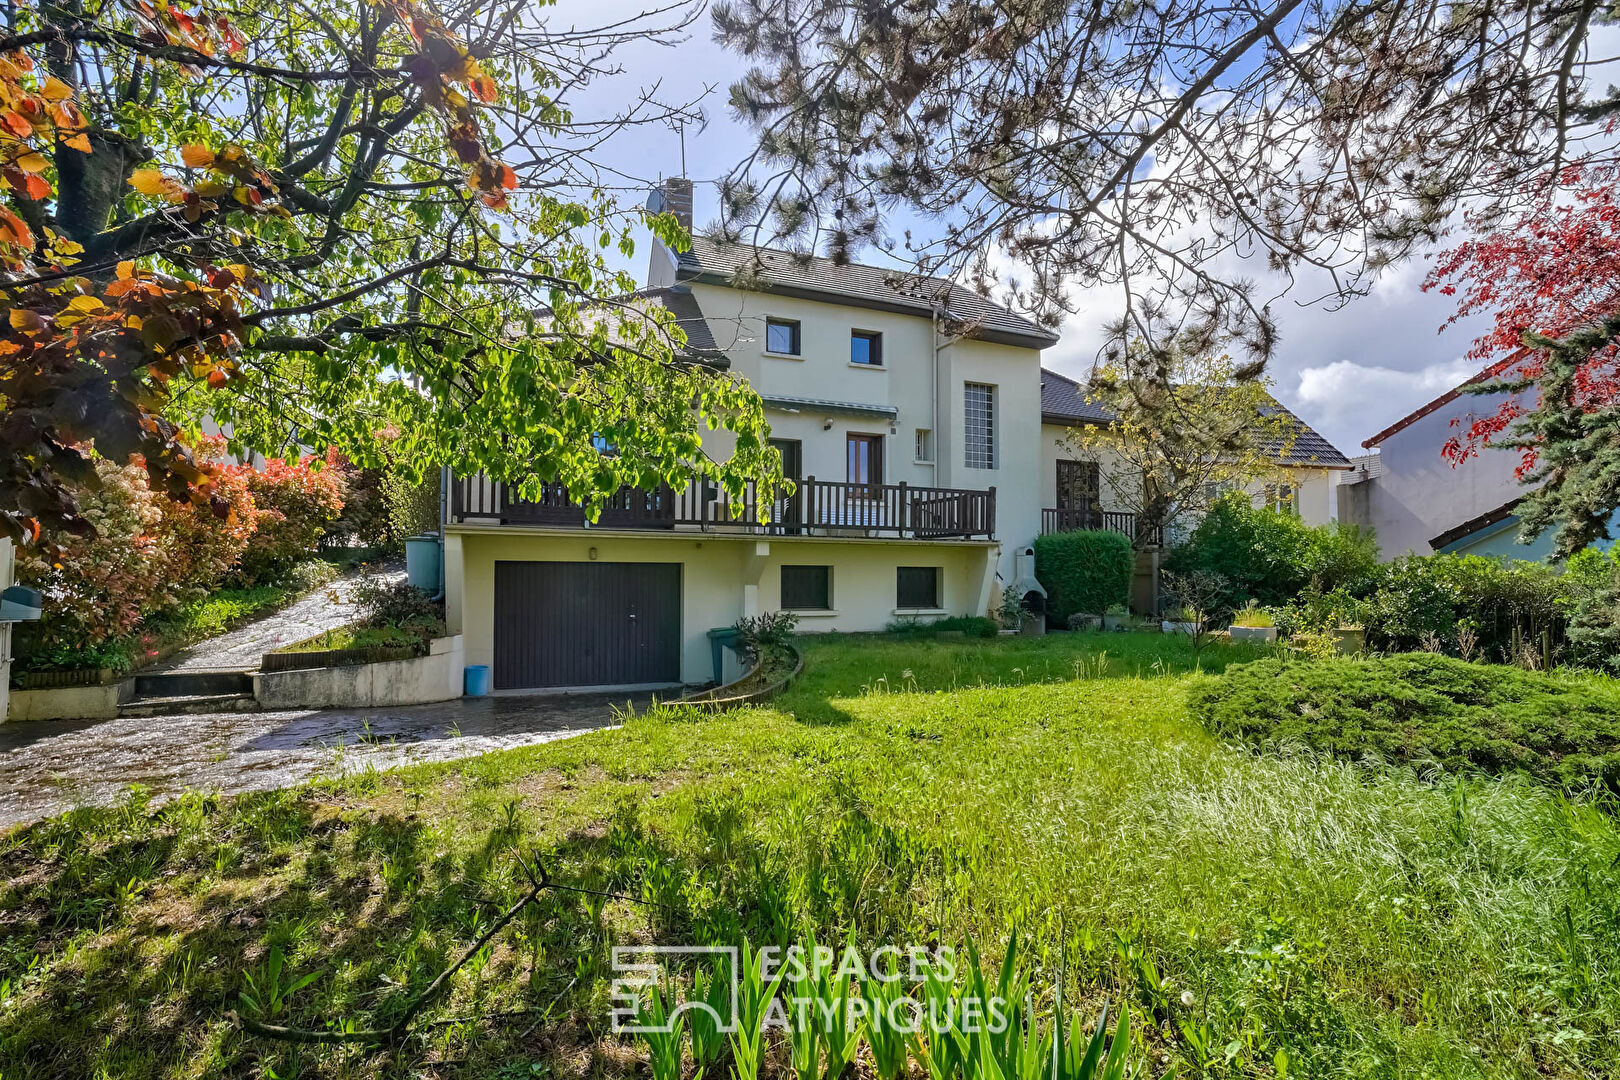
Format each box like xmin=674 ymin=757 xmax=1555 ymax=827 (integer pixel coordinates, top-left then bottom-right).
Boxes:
xmin=8 ymin=679 xmax=134 ymax=722
xmin=255 ymin=635 xmax=464 ymax=709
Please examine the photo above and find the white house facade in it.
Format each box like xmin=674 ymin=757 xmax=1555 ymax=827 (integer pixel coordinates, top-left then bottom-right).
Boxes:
xmin=439 ymin=180 xmax=1354 ymax=693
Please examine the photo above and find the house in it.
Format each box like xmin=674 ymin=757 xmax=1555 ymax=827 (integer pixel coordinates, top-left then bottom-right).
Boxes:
xmin=1344 ymin=357 xmax=1619 ymax=559
xmin=1037 ymin=368 xmax=1353 ymax=539
xmin=441 ymin=179 xmax=1055 ymax=691
xmin=439 ymin=179 xmax=1354 ymax=693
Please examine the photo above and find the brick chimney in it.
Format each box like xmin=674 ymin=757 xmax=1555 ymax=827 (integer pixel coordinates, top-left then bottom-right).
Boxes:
xmin=655 ymin=176 xmax=693 ymax=232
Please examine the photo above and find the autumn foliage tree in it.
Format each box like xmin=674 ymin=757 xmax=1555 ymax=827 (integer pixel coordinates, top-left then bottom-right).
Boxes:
xmin=1425 ymin=170 xmax=1620 ymax=556
xmin=1 ymin=0 xmax=775 ymax=550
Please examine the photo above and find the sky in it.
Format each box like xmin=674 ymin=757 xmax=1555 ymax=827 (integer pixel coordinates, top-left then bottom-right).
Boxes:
xmin=558 ymin=1 xmax=1500 ymax=458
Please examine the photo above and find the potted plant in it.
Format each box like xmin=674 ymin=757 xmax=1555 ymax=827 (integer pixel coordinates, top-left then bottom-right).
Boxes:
xmin=1067 ymin=611 xmax=1103 ymax=632
xmin=1228 ymin=601 xmax=1278 ymax=644
xmin=1162 ymin=604 xmax=1200 ymax=635
xmin=1102 ymin=603 xmax=1131 ymax=632
xmin=1331 ymin=624 xmax=1366 ymax=654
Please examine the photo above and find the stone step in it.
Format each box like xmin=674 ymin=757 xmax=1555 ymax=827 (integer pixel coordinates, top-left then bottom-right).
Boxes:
xmin=133 ymin=670 xmax=255 ymax=699
xmin=118 ymin=691 xmax=260 ymax=718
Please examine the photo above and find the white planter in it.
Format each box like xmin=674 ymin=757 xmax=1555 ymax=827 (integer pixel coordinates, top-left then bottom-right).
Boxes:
xmin=1228 ymin=625 xmax=1278 ymax=644
xmin=1162 ymin=620 xmax=1197 ymax=635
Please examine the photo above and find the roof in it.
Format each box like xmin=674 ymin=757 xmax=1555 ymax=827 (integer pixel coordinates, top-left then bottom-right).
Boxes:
xmin=1362 ymin=349 xmax=1531 ymax=448
xmin=1040 ymin=367 xmax=1353 ymax=469
xmin=1041 ymin=368 xmax=1119 ymax=425
xmin=675 ymin=236 xmax=1060 ymax=350
xmin=760 ymin=394 xmax=898 ymax=420
xmin=1429 ymin=496 xmax=1523 ymax=551
xmin=530 ymin=286 xmax=728 ymax=367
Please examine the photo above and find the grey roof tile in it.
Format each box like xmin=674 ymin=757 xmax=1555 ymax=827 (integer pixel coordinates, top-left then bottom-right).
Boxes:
xmin=1040 ymin=368 xmax=1352 ymax=469
xmin=676 ymin=237 xmax=1059 ymax=349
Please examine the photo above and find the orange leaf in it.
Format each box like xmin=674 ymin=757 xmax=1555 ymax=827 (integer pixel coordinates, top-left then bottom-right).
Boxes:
xmin=206 ymin=368 xmax=228 ymax=388
xmin=129 ymin=169 xmax=175 ymax=196
xmin=116 ymin=259 xmax=136 ymax=280
xmin=16 ymin=151 xmax=48 ymax=173
xmin=1 ymin=111 xmax=31 ymax=138
xmin=9 ymin=307 xmax=43 ymax=331
xmin=469 ymin=72 xmax=497 ymax=104
xmin=181 ymin=143 xmax=214 ymax=168
xmin=20 ymin=171 xmax=49 ymax=200
xmin=40 ymin=76 xmax=72 ymax=102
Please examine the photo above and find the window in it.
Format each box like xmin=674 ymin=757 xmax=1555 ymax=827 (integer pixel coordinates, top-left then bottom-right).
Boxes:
xmin=1055 ymin=460 xmax=1100 ymax=511
xmin=781 ymin=565 xmax=831 ymax=610
xmin=847 ymin=433 xmax=884 ymax=491
xmin=850 ymin=329 xmax=883 ymax=366
xmin=896 ymin=566 xmax=940 ymax=609
xmin=765 ymin=317 xmax=801 ymax=355
xmin=964 ymin=382 xmax=996 ymax=469
xmin=914 ymin=428 xmax=933 ymax=463
xmin=1262 ymin=483 xmax=1298 ymax=514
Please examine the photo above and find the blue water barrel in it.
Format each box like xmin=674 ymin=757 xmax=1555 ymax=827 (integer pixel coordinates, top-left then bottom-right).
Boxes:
xmin=405 ymin=534 xmax=441 ymax=592
xmin=463 ymin=664 xmax=491 ymax=697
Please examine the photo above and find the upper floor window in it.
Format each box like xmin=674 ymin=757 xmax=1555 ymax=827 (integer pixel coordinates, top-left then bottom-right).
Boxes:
xmin=1262 ymin=483 xmax=1298 ymax=515
xmin=964 ymin=382 xmax=996 ymax=469
xmin=850 ymin=330 xmax=883 ymax=366
xmin=914 ymin=428 xmax=933 ymax=463
xmin=765 ymin=317 xmax=801 ymax=356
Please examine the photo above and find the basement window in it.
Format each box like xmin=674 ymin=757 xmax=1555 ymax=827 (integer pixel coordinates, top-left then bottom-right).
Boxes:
xmin=781 ymin=565 xmax=831 ymax=610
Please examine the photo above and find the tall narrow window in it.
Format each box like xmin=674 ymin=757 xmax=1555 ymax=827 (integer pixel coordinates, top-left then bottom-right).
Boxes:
xmin=914 ymin=428 xmax=933 ymax=463
xmin=765 ymin=317 xmax=801 ymax=355
xmin=964 ymin=382 xmax=996 ymax=469
xmin=850 ymin=330 xmax=883 ymax=366
xmin=847 ymin=433 xmax=884 ymax=493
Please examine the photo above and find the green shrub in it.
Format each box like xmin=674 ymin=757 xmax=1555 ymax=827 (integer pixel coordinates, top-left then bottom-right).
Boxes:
xmin=1562 ymin=547 xmax=1620 ymax=673
xmin=1165 ymin=493 xmax=1378 ymax=614
xmin=1360 ymin=553 xmax=1565 ymax=660
xmin=1189 ymin=653 xmax=1620 ymax=790
xmin=1033 ymin=529 xmax=1133 ymax=623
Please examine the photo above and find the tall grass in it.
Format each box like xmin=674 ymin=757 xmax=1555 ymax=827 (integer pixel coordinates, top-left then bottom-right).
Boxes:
xmin=1 ymin=632 xmax=1616 ymax=1078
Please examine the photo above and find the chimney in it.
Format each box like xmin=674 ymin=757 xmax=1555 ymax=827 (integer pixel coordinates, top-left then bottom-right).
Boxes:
xmin=653 ymin=176 xmax=693 ymax=232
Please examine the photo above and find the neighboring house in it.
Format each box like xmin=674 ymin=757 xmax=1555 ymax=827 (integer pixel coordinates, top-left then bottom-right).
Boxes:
xmin=441 ymin=179 xmax=1056 ymax=691
xmin=440 ymin=179 xmax=1354 ymax=692
xmin=1345 ymin=359 xmax=1619 ymax=560
xmin=1037 ymin=368 xmax=1352 ymax=541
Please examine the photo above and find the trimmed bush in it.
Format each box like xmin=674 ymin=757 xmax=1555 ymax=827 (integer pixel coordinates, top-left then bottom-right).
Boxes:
xmin=1189 ymin=653 xmax=1620 ymax=790
xmin=1033 ymin=529 xmax=1133 ymax=623
xmin=1360 ymin=553 xmax=1566 ymax=659
xmin=1166 ymin=493 xmax=1378 ymax=614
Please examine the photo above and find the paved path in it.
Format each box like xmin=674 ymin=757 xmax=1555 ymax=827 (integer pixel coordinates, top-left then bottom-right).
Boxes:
xmin=0 ymin=692 xmax=648 ymax=829
xmin=151 ymin=558 xmax=405 ymax=673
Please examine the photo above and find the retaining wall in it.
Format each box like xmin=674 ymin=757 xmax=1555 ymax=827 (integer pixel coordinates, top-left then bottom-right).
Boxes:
xmin=254 ymin=635 xmax=464 ymax=709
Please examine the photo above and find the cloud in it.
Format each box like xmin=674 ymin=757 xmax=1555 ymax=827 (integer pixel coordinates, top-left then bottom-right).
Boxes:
xmin=1293 ymin=356 xmax=1480 ymax=449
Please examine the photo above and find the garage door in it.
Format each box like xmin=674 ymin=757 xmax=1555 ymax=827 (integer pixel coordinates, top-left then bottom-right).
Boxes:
xmin=493 ymin=561 xmax=681 ymax=690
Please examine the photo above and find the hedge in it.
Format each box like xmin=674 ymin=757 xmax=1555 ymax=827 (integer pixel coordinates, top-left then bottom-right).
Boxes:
xmin=1032 ymin=529 xmax=1133 ymax=622
xmin=1188 ymin=653 xmax=1620 ymax=790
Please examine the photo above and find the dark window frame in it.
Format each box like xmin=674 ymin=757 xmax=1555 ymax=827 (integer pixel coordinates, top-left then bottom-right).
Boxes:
xmin=846 ymin=432 xmax=885 ymax=494
xmin=765 ymin=317 xmax=801 ymax=356
xmin=896 ymin=566 xmax=941 ymax=609
xmin=781 ymin=565 xmax=832 ymax=610
xmin=850 ymin=329 xmax=884 ymax=366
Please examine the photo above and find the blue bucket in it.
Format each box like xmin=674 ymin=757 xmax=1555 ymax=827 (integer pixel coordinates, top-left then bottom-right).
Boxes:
xmin=463 ymin=664 xmax=491 ymax=697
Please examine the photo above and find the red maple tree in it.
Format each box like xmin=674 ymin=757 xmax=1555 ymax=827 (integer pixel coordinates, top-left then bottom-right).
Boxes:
xmin=1424 ymin=170 xmax=1620 ymax=474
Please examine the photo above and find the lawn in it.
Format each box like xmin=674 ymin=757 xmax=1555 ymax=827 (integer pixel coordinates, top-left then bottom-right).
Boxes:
xmin=1 ymin=633 xmax=1617 ymax=1079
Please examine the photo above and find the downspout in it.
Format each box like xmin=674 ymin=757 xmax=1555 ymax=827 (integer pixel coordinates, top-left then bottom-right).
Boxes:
xmin=433 ymin=464 xmax=449 ymax=602
xmin=930 ymin=300 xmax=944 ymax=482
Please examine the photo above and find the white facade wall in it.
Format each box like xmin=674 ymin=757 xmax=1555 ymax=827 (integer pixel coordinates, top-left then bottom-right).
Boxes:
xmin=1362 ymin=387 xmax=1524 ymax=559
xmin=679 ymin=278 xmax=1046 ymax=581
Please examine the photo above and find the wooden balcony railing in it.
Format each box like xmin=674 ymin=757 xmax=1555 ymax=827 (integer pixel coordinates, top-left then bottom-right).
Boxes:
xmin=453 ymin=475 xmax=996 ymax=540
xmin=1041 ymin=506 xmax=1163 ymax=546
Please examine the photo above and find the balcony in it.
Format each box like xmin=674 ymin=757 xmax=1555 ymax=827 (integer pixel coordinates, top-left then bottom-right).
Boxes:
xmin=1041 ymin=506 xmax=1162 ymax=546
xmin=453 ymin=476 xmax=995 ymax=540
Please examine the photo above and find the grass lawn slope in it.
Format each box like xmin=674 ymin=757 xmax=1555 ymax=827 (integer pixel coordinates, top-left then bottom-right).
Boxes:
xmin=2 ymin=633 xmax=1617 ymax=1078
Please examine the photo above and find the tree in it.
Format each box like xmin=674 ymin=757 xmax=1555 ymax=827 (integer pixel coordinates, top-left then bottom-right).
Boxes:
xmin=1424 ymin=171 xmax=1620 ymax=557
xmin=1063 ymin=347 xmax=1298 ymax=550
xmin=1 ymin=0 xmax=776 ymax=549
xmin=715 ymin=0 xmax=1615 ymax=363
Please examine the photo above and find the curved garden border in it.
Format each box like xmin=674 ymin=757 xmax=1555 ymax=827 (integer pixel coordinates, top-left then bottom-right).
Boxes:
xmin=681 ymin=642 xmax=803 ymax=710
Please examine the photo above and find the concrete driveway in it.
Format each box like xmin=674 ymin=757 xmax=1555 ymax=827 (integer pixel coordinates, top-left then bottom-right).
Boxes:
xmin=0 ymin=692 xmax=649 ymax=829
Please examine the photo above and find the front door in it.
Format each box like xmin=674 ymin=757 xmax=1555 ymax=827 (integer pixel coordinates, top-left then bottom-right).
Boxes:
xmin=493 ymin=561 xmax=681 ymax=689
xmin=1056 ymin=459 xmax=1101 ymax=529
xmin=770 ymin=438 xmax=802 ymax=531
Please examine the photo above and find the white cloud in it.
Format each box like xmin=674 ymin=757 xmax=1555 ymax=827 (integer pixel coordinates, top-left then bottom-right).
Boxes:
xmin=1293 ymin=356 xmax=1479 ymax=449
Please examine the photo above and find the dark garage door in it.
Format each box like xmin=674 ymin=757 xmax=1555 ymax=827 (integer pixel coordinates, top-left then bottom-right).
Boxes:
xmin=493 ymin=561 xmax=681 ymax=690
